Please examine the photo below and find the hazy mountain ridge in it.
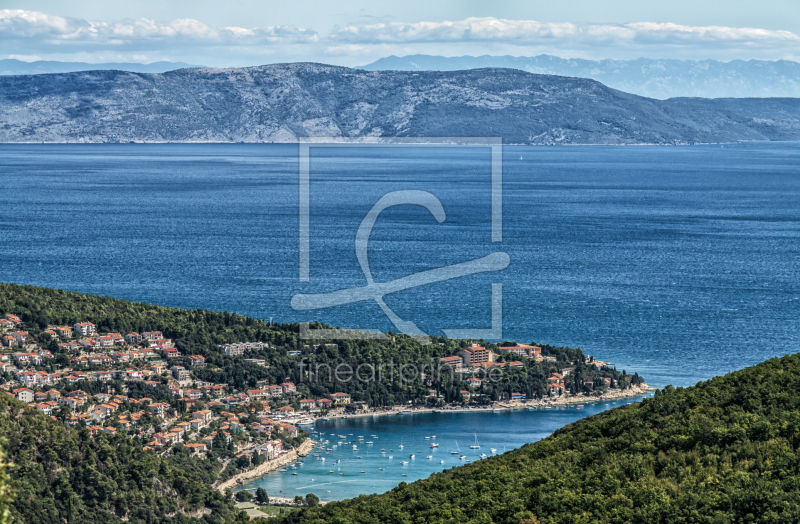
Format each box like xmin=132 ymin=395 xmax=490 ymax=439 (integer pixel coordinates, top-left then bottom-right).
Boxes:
xmin=361 ymin=54 xmax=800 ymax=99
xmin=0 ymin=63 xmax=799 ymax=145
xmin=0 ymin=58 xmax=203 ymax=76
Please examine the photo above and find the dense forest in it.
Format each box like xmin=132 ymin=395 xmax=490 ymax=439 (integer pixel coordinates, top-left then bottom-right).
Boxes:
xmin=0 ymin=394 xmax=241 ymax=524
xmin=278 ymin=353 xmax=800 ymax=524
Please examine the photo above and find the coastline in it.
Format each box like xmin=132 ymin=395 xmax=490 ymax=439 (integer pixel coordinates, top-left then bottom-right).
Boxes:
xmin=222 ymin=385 xmax=652 ymax=492
xmin=323 ymin=384 xmax=654 ymax=421
xmin=216 ymin=439 xmax=317 ymax=492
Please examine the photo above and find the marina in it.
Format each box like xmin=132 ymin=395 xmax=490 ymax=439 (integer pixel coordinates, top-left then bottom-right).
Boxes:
xmin=236 ymin=394 xmax=649 ymax=501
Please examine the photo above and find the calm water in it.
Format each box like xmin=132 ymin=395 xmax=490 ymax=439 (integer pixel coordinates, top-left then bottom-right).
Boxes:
xmin=2 ymin=142 xmax=798 ymax=499
xmin=240 ymin=396 xmax=647 ymax=501
xmin=1 ymin=143 xmax=799 ymax=387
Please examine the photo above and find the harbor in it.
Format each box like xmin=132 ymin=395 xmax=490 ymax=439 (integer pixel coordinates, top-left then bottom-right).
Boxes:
xmin=236 ymin=391 xmax=653 ymax=501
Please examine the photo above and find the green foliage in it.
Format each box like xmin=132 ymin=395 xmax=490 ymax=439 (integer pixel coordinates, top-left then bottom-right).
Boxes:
xmin=0 ymin=283 xmax=626 ymax=407
xmin=0 ymin=448 xmax=10 ymax=524
xmin=255 ymin=488 xmax=268 ymax=504
xmin=277 ymin=353 xmax=800 ymax=524
xmin=305 ymin=494 xmax=319 ymax=508
xmin=0 ymin=394 xmax=237 ymax=524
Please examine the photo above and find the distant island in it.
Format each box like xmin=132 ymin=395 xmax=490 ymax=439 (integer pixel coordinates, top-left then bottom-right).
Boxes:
xmin=1 ymin=63 xmax=799 ymax=145
xmin=360 ymin=54 xmax=800 ymax=99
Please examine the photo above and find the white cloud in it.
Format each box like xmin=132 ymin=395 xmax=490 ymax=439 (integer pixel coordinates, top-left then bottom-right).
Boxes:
xmin=329 ymin=17 xmax=800 ymax=50
xmin=0 ymin=9 xmax=317 ymax=49
xmin=0 ymin=11 xmax=798 ymax=66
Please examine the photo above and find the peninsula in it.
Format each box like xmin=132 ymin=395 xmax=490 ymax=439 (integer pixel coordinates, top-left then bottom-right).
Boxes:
xmin=0 ymin=282 xmax=644 ymax=522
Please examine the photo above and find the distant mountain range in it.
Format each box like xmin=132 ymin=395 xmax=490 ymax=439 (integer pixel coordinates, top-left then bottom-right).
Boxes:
xmin=360 ymin=55 xmax=800 ymax=100
xmin=0 ymin=63 xmax=798 ymax=145
xmin=0 ymin=59 xmax=203 ymax=76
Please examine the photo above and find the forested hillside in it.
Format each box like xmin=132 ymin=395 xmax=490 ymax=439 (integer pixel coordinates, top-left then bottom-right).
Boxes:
xmin=0 ymin=283 xmax=643 ymax=522
xmin=278 ymin=353 xmax=800 ymax=524
xmin=0 ymin=283 xmax=628 ymax=407
xmin=0 ymin=393 xmax=239 ymax=523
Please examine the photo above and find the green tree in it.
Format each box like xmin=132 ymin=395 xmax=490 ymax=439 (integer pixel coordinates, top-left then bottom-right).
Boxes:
xmin=255 ymin=488 xmax=269 ymax=504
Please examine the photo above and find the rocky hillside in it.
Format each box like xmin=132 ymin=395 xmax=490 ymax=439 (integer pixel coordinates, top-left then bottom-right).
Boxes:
xmin=1 ymin=63 xmax=799 ymax=145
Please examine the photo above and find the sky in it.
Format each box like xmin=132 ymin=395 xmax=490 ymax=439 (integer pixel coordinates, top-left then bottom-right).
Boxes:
xmin=2 ymin=0 xmax=800 ymax=66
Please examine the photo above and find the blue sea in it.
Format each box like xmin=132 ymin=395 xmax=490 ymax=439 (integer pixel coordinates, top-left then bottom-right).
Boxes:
xmin=1 ymin=142 xmax=798 ymax=498
xmin=239 ymin=399 xmax=647 ymax=502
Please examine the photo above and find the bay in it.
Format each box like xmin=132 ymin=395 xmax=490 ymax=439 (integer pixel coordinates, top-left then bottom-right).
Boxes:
xmin=240 ymin=396 xmax=648 ymax=502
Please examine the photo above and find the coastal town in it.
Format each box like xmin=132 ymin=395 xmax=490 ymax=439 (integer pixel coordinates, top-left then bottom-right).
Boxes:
xmin=0 ymin=311 xmax=649 ymax=495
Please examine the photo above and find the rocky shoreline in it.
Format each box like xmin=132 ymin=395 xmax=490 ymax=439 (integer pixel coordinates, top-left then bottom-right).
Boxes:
xmin=215 ymin=439 xmax=317 ymax=492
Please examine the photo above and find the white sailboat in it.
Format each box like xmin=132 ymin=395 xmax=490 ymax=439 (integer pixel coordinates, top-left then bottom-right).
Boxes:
xmin=470 ymin=433 xmax=480 ymax=449
xmin=450 ymin=441 xmax=460 ymax=454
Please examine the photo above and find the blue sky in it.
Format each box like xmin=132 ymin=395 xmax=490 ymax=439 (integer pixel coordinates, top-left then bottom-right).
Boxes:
xmin=3 ymin=0 xmax=799 ymax=66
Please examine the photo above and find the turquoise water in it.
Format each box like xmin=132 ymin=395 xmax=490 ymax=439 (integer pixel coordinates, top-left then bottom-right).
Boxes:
xmin=239 ymin=395 xmax=648 ymax=501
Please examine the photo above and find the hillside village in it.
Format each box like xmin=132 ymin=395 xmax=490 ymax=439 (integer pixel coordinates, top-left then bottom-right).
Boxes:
xmin=0 ymin=305 xmax=644 ymax=484
xmin=1 ymin=313 xmax=322 ymax=480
